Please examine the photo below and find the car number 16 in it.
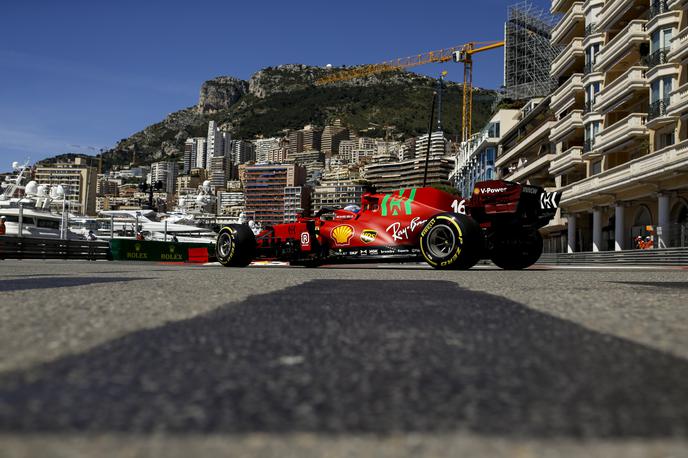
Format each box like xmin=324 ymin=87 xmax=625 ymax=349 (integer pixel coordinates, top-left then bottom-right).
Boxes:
xmin=451 ymin=199 xmax=467 ymax=215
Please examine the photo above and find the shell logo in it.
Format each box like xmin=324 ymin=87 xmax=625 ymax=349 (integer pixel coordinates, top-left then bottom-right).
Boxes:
xmin=331 ymin=224 xmax=354 ymax=246
xmin=473 ymin=187 xmax=480 ymax=195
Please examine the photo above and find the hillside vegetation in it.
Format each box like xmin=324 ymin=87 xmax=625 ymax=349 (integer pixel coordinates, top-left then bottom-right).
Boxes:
xmin=94 ymin=65 xmax=498 ymax=170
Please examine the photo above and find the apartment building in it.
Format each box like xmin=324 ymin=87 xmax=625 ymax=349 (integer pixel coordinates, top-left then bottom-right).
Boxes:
xmin=176 ymin=172 xmax=204 ymax=195
xmin=550 ymin=0 xmax=688 ymax=251
xmin=184 ymin=137 xmax=207 ymax=171
xmin=311 ymin=182 xmax=366 ymax=213
xmin=364 ymin=156 xmax=455 ymax=193
xmin=243 ymin=164 xmax=306 ymax=225
xmin=287 ymin=150 xmax=325 ymax=185
xmin=254 ymin=137 xmax=280 ymax=163
xmin=453 ymin=109 xmax=520 ymax=196
xmin=231 ymin=140 xmax=256 ymax=165
xmin=218 ymin=191 xmax=245 ymax=216
xmin=321 ymin=120 xmax=349 ymax=156
xmin=302 ymin=125 xmax=323 ymax=152
xmin=206 ymin=121 xmax=230 ymax=172
xmin=209 ymin=154 xmax=230 ymax=190
xmin=96 ymin=177 xmax=120 ymax=196
xmin=288 ymin=130 xmax=304 ymax=155
xmin=150 ymin=161 xmax=178 ymax=194
xmin=284 ymin=186 xmax=311 ymax=222
xmin=34 ymin=157 xmax=97 ymax=215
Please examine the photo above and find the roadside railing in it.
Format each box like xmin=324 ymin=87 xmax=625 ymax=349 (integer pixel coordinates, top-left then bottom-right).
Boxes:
xmin=538 ymin=247 xmax=688 ymax=265
xmin=0 ymin=236 xmax=110 ymax=261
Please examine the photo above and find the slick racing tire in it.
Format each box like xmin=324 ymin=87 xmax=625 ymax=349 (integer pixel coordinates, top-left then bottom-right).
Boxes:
xmin=419 ymin=212 xmax=481 ymax=270
xmin=490 ymin=230 xmax=543 ymax=270
xmin=216 ymin=224 xmax=256 ymax=267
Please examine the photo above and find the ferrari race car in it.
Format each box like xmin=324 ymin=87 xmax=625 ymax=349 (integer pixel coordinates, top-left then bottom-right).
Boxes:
xmin=215 ymin=180 xmax=561 ymax=270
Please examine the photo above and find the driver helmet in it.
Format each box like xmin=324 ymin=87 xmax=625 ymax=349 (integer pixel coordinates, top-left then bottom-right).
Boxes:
xmin=343 ymin=204 xmax=360 ymax=214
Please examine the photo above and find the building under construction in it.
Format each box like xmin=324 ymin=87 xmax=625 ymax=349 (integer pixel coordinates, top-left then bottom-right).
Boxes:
xmin=503 ymin=1 xmax=560 ymax=100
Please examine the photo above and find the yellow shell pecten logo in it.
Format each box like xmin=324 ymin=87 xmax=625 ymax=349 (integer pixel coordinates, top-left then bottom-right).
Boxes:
xmin=331 ymin=224 xmax=354 ymax=246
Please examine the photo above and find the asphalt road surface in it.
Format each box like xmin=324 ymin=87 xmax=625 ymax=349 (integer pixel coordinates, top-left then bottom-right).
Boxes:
xmin=0 ymin=260 xmax=687 ymax=457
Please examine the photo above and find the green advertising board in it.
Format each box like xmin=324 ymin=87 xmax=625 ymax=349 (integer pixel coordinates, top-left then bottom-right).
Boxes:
xmin=109 ymin=239 xmax=215 ymax=262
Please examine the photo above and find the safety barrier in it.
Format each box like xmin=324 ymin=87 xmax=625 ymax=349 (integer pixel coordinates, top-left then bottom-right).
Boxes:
xmin=0 ymin=236 xmax=110 ymax=260
xmin=537 ymin=247 xmax=688 ymax=266
xmin=108 ymin=239 xmax=215 ymax=263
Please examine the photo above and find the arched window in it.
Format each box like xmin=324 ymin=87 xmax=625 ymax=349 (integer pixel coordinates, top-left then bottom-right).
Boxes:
xmin=670 ymin=200 xmax=688 ymax=224
xmin=634 ymin=206 xmax=652 ymax=227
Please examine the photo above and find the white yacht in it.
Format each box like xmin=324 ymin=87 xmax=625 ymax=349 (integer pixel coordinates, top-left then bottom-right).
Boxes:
xmin=0 ymin=162 xmax=84 ymax=239
xmin=93 ymin=210 xmax=218 ymax=244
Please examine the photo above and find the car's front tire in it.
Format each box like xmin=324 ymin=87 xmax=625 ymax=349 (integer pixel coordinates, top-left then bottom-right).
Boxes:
xmin=216 ymin=224 xmax=256 ymax=267
xmin=419 ymin=212 xmax=482 ymax=270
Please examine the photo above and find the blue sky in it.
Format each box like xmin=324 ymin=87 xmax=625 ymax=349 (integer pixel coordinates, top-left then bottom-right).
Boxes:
xmin=0 ymin=0 xmax=552 ymax=169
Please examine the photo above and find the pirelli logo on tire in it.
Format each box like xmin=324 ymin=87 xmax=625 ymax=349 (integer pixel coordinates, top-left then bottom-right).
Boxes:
xmin=420 ymin=219 xmax=436 ymax=237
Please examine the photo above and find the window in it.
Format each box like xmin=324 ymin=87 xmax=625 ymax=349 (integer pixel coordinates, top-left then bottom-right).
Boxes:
xmin=659 ymin=132 xmax=675 ymax=149
xmin=650 ymin=28 xmax=673 ymax=53
xmin=584 ymin=121 xmax=601 ymax=151
xmin=487 ymin=122 xmax=500 ymax=138
xmin=591 ymin=161 xmax=602 ymax=175
xmin=650 ymin=76 xmax=674 ymax=118
xmin=585 ymin=44 xmax=600 ymax=71
xmin=37 ymin=219 xmax=60 ymax=229
xmin=588 ymin=82 xmax=600 ymax=101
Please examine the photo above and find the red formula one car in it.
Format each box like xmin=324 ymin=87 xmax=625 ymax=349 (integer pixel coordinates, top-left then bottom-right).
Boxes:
xmin=215 ymin=180 xmax=561 ymax=270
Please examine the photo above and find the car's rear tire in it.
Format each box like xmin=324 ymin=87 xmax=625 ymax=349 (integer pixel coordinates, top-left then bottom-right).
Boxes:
xmin=216 ymin=224 xmax=256 ymax=267
xmin=490 ymin=230 xmax=543 ymax=270
xmin=419 ymin=212 xmax=481 ymax=270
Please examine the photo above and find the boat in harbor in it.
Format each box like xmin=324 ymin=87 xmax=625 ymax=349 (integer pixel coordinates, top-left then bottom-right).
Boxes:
xmin=0 ymin=162 xmax=85 ymax=239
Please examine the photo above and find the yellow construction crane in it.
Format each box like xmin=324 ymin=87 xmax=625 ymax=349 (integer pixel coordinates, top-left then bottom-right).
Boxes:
xmin=315 ymin=41 xmax=504 ymax=142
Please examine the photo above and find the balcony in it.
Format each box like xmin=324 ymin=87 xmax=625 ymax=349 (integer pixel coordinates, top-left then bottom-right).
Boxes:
xmin=594 ymin=113 xmax=649 ymax=154
xmin=506 ymin=154 xmax=557 ymax=183
xmin=594 ymin=20 xmax=648 ymax=73
xmin=551 ymin=2 xmax=585 ymax=46
xmin=594 ymin=66 xmax=648 ymax=114
xmin=549 ymin=146 xmax=585 ymax=175
xmin=584 ymin=23 xmax=597 ymax=37
xmin=647 ymin=97 xmax=677 ymax=128
xmin=551 ymin=37 xmax=585 ymax=79
xmin=646 ymin=7 xmax=680 ymax=35
xmin=597 ymin=0 xmax=642 ymax=31
xmin=496 ymin=121 xmax=556 ymax=168
xmin=561 ymin=139 xmax=688 ymax=205
xmin=649 ymin=0 xmax=670 ymax=19
xmin=668 ymin=26 xmax=688 ymax=63
xmin=667 ymin=82 xmax=688 ymax=117
xmin=643 ymin=47 xmax=671 ymax=70
xmin=551 ymin=0 xmax=577 ymax=14
xmin=550 ymin=110 xmax=584 ymax=144
xmin=550 ymin=74 xmax=584 ymax=115
xmin=648 ymin=97 xmax=670 ymax=120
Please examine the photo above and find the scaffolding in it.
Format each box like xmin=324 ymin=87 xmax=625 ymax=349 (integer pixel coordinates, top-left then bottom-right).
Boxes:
xmin=504 ymin=1 xmax=561 ymax=100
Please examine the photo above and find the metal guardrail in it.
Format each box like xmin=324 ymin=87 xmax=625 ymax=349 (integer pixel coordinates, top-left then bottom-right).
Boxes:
xmin=0 ymin=236 xmax=110 ymax=261
xmin=537 ymin=247 xmax=688 ymax=266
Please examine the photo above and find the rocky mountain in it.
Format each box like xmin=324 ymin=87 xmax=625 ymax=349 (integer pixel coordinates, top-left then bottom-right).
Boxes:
xmin=99 ymin=64 xmax=498 ymax=170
